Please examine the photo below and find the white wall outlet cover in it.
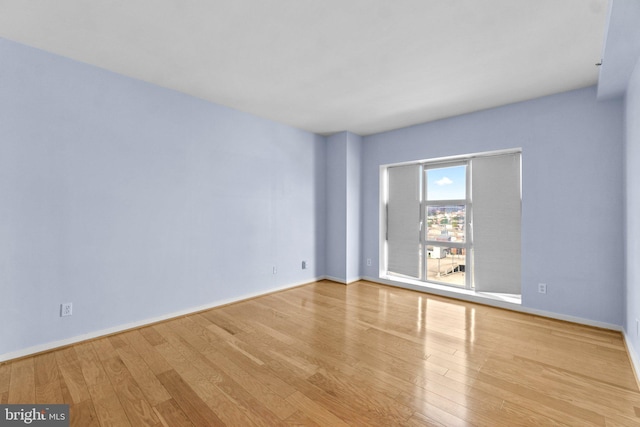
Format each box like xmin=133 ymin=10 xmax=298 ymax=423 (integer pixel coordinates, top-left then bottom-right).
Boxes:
xmin=60 ymin=303 xmax=73 ymax=317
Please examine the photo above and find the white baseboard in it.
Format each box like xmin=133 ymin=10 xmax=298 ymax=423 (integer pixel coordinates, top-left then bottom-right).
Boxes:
xmin=2 ymin=275 xmax=628 ymax=365
xmin=323 ymin=275 xmax=362 ymax=285
xmin=513 ymin=305 xmax=623 ymax=331
xmin=623 ymin=331 xmax=640 ymax=390
xmin=362 ymin=275 xmax=623 ymax=332
xmin=323 ymin=275 xmax=347 ymax=284
xmin=0 ymin=277 xmax=323 ymax=363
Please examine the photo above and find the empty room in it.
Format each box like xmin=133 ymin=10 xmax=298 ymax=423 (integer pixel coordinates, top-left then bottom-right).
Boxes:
xmin=1 ymin=0 xmax=640 ymax=425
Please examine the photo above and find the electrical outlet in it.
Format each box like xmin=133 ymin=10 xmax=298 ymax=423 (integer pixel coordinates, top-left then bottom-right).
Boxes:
xmin=60 ymin=302 xmax=73 ymax=317
xmin=538 ymin=283 xmax=547 ymax=294
xmin=366 ymin=258 xmax=372 ymax=266
xmin=302 ymin=261 xmax=307 ymax=269
xmin=636 ymin=318 xmax=639 ymax=337
xmin=273 ymin=266 xmax=277 ymax=274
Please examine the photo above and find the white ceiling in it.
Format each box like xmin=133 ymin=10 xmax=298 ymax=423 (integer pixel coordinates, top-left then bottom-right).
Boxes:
xmin=0 ymin=0 xmax=608 ymax=136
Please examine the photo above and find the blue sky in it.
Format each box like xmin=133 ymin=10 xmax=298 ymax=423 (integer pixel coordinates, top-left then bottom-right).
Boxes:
xmin=427 ymin=165 xmax=466 ymax=200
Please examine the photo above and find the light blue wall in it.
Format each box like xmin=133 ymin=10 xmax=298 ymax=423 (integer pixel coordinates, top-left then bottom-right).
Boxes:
xmin=0 ymin=38 xmax=326 ymax=357
xmin=361 ymin=87 xmax=625 ymax=326
xmin=325 ymin=131 xmax=362 ymax=283
xmin=325 ymin=132 xmax=347 ymax=281
xmin=625 ymin=55 xmax=640 ymax=363
xmin=346 ymin=132 xmax=362 ymax=282
xmin=0 ymin=32 xmax=631 ymax=359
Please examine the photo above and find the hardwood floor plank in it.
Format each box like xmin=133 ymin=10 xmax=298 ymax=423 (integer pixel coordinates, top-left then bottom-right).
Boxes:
xmin=282 ymin=410 xmax=322 ymax=427
xmin=403 ymin=411 xmax=447 ymax=427
xmin=102 ymin=356 xmax=159 ymax=427
xmin=285 ymin=390 xmax=349 ymax=426
xmin=210 ymin=351 xmax=297 ymax=416
xmin=120 ymin=329 xmax=173 ymax=375
xmin=444 ymin=368 xmax=584 ymax=426
xmin=287 ymin=376 xmax=387 ymax=426
xmin=8 ymin=358 xmax=35 ymax=403
xmin=603 ymin=413 xmax=640 ymax=427
xmin=235 ymin=301 xmax=361 ymax=368
xmin=91 ymin=337 xmax=119 ymax=362
xmin=501 ymin=355 xmax=640 ymax=418
xmin=400 ymin=387 xmax=515 ymax=427
xmin=57 ymin=368 xmax=75 ymax=405
xmin=153 ymin=398 xmax=195 ymax=427
xmin=1 ymin=280 xmax=638 ymax=425
xmin=476 ymin=370 xmax=605 ymax=426
xmin=109 ymin=335 xmax=129 ymax=349
xmin=115 ymin=344 xmax=171 ymax=406
xmin=199 ymin=310 xmax=245 ymax=335
xmin=479 ymin=357 xmax=614 ymax=425
xmin=54 ymin=348 xmax=91 ymax=404
xmin=306 ymin=370 xmax=413 ymax=425
xmin=157 ymin=369 xmax=226 ymax=427
xmin=159 ymin=320 xmax=287 ymax=426
xmin=139 ymin=325 xmax=167 ymax=346
xmin=153 ymin=336 xmax=259 ymax=426
xmin=0 ymin=363 xmax=11 ymax=395
xmin=70 ymin=400 xmax=101 ymax=427
xmin=153 ymin=399 xmax=193 ymax=427
xmin=74 ymin=343 xmax=131 ymax=427
xmin=407 ymin=408 xmax=471 ymax=427
xmin=497 ymin=400 xmax=571 ymax=427
xmin=196 ymin=339 xmax=298 ymax=419
xmin=75 ymin=343 xmax=109 ymax=386
xmin=88 ymin=382 xmax=133 ymax=427
xmin=34 ymin=352 xmax=64 ymax=403
xmin=188 ymin=317 xmax=297 ymax=401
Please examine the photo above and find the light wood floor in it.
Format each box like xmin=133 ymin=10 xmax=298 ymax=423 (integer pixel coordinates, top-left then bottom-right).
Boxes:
xmin=2 ymin=280 xmax=640 ymax=426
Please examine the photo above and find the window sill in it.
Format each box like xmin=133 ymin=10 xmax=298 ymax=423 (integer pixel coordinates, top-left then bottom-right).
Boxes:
xmin=376 ymin=274 xmax=522 ymax=306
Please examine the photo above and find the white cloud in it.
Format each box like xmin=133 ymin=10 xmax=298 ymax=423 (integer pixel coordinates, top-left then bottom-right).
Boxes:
xmin=436 ymin=177 xmax=453 ymax=186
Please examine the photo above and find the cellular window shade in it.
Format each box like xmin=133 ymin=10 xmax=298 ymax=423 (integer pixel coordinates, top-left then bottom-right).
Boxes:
xmin=472 ymin=153 xmax=521 ymax=293
xmin=387 ymin=164 xmax=421 ymax=278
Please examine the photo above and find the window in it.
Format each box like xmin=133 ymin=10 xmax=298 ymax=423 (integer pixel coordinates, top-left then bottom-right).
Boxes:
xmin=424 ymin=163 xmax=468 ymax=287
xmin=383 ymin=150 xmax=521 ymax=295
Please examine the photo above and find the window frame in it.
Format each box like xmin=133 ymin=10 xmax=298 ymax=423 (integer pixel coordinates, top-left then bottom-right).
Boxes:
xmin=380 ymin=148 xmax=521 ymax=294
